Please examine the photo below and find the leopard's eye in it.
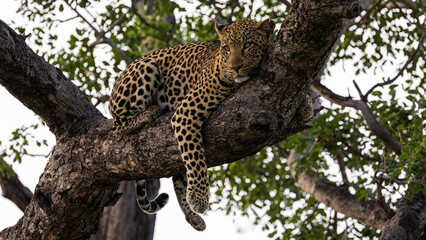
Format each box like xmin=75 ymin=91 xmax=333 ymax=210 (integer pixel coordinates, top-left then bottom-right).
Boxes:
xmin=243 ymin=42 xmax=252 ymax=49
xmin=223 ymin=45 xmax=230 ymax=51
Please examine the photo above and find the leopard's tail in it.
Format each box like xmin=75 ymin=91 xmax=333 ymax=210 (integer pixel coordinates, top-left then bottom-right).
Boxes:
xmin=135 ymin=180 xmax=169 ymax=214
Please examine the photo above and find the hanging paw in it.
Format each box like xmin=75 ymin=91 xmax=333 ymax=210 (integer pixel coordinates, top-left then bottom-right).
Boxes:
xmin=172 ymin=174 xmax=207 ymax=231
xmin=186 ymin=212 xmax=206 ymax=231
xmin=187 ymin=185 xmax=210 ymax=214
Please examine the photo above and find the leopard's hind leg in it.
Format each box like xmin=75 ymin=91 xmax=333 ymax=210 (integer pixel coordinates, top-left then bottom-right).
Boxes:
xmin=173 ymin=174 xmax=206 ymax=231
xmin=110 ymin=58 xmax=163 ymax=134
xmin=112 ymin=105 xmax=162 ymax=135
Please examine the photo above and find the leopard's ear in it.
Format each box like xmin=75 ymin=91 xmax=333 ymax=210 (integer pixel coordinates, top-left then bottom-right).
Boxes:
xmin=215 ymin=22 xmax=228 ymax=37
xmin=256 ymin=19 xmax=275 ymax=38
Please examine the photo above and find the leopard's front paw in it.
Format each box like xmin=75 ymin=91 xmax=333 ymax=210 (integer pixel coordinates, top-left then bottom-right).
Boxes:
xmin=187 ymin=186 xmax=210 ymax=214
xmin=186 ymin=213 xmax=206 ymax=231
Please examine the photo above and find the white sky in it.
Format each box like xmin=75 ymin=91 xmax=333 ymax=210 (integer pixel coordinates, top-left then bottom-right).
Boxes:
xmin=0 ymin=0 xmax=418 ymax=239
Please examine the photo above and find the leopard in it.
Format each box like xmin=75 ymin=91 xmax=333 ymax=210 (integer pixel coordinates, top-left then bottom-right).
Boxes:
xmin=109 ymin=18 xmax=275 ymax=231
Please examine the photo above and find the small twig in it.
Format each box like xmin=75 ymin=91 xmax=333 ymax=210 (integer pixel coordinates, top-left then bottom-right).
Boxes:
xmin=336 ymin=149 xmax=350 ymax=185
xmin=278 ymin=0 xmax=291 ymax=8
xmin=93 ymin=95 xmax=110 ymax=107
xmin=314 ymin=106 xmax=324 ymax=116
xmin=211 ymin=0 xmax=225 ymax=22
xmin=374 ymin=174 xmax=395 ymax=218
xmin=89 ymin=38 xmax=108 ymax=48
xmin=131 ymin=7 xmax=182 ymax=45
xmin=244 ymin=0 xmax=254 ymax=18
xmin=364 ymin=30 xmax=425 ymax=99
xmin=375 ymin=173 xmax=410 ymax=185
xmin=389 ymin=1 xmax=418 ymax=27
xmin=82 ymin=7 xmax=101 ymax=29
xmin=352 ymin=80 xmax=365 ymax=101
xmin=332 ymin=132 xmax=383 ymax=162
xmin=63 ymin=0 xmax=132 ymax=64
xmin=52 ymin=15 xmax=79 ymax=24
xmin=332 ymin=210 xmax=338 ymax=237
xmin=23 ymin=153 xmax=50 ymax=158
xmin=19 ymin=33 xmax=31 ymax=41
xmin=104 ymin=9 xmax=129 ymax=34
xmin=298 ymin=203 xmax=320 ymax=230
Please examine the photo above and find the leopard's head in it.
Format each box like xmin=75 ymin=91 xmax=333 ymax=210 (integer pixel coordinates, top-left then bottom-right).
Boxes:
xmin=216 ymin=19 xmax=275 ymax=83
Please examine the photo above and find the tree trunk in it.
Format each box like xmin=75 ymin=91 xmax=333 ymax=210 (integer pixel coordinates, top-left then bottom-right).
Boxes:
xmin=0 ymin=0 xmax=365 ymax=239
xmin=90 ymin=180 xmax=159 ymax=240
xmin=380 ymin=193 xmax=426 ymax=240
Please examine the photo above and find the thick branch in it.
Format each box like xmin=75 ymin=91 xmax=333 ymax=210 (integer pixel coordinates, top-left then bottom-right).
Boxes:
xmin=0 ymin=0 xmax=360 ymax=238
xmin=287 ymin=149 xmax=391 ymax=230
xmin=0 ymin=158 xmax=33 ymax=212
xmin=0 ymin=20 xmax=104 ymax=136
xmin=380 ymin=193 xmax=426 ymax=240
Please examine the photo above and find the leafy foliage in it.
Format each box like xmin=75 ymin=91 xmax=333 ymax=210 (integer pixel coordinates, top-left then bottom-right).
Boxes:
xmin=5 ymin=0 xmax=425 ymax=239
xmin=0 ymin=123 xmax=48 ymax=177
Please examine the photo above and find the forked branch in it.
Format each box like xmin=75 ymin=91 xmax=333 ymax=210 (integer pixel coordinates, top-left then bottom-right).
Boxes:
xmin=312 ymin=81 xmax=402 ymax=155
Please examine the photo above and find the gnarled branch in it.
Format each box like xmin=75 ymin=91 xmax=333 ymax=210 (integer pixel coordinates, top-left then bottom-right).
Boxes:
xmin=287 ymin=148 xmax=392 ymax=230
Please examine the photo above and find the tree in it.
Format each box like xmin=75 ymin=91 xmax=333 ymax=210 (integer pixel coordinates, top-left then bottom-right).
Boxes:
xmin=0 ymin=0 xmax=424 ymax=240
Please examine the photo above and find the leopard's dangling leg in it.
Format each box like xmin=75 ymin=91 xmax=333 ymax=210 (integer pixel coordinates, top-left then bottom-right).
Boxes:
xmin=172 ymin=134 xmax=210 ymax=214
xmin=171 ymin=85 xmax=228 ymax=214
xmin=135 ymin=180 xmax=169 ymax=214
xmin=173 ymin=174 xmax=206 ymax=231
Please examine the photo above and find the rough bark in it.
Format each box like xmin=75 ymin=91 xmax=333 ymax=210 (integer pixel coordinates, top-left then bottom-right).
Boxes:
xmin=0 ymin=163 xmax=157 ymax=240
xmin=380 ymin=193 xmax=426 ymax=240
xmin=0 ymin=0 xmax=360 ymax=239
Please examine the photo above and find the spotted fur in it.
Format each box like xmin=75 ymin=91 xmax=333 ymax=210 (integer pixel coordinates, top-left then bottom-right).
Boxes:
xmin=109 ymin=19 xmax=275 ymax=229
xmin=173 ymin=174 xmax=206 ymax=231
